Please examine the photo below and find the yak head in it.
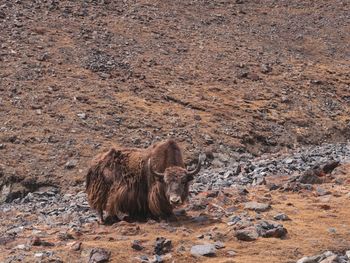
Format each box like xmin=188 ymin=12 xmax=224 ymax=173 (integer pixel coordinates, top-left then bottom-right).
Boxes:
xmin=148 ymin=157 xmax=202 ymax=206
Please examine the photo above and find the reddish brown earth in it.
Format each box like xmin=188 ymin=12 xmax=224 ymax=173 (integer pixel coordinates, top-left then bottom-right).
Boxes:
xmin=0 ymin=0 xmax=349 ymax=190
xmin=0 ymin=165 xmax=349 ymax=263
xmin=0 ymin=1 xmax=350 ymax=262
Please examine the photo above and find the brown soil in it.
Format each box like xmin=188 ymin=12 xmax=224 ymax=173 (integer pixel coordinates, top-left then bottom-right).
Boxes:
xmin=0 ymin=1 xmax=350 ymax=262
xmin=1 ymin=166 xmax=349 ymax=263
xmin=0 ymin=0 xmax=349 ymax=190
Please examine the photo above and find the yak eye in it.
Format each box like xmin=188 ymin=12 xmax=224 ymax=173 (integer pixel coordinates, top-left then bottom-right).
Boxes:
xmin=181 ymin=177 xmax=188 ymax=183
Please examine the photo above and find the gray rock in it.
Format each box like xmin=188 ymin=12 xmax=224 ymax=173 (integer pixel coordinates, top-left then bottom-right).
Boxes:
xmin=227 ymin=215 xmax=241 ymax=226
xmin=273 ymin=213 xmax=291 ymax=221
xmin=15 ymin=244 xmax=27 ymax=250
xmin=253 ymin=176 xmax=266 ymax=186
xmin=70 ymin=242 xmax=82 ymax=251
xmin=328 ymin=228 xmax=336 ymax=233
xmin=285 ymin=158 xmax=294 ymax=164
xmin=244 ymin=202 xmax=271 ymax=212
xmin=234 ymin=227 xmax=259 ymax=241
xmin=77 ymin=113 xmax=87 ymax=119
xmin=204 ymin=134 xmax=214 ymax=145
xmin=214 ymin=241 xmax=225 ymax=249
xmin=297 ymin=255 xmax=324 ymax=263
xmin=64 ymin=160 xmax=78 ymax=169
xmin=190 ymin=244 xmax=216 ymax=257
xmin=299 ymin=171 xmax=323 ymax=184
xmin=255 ymin=220 xmax=288 ymax=238
xmin=88 ymin=248 xmax=111 ymax=263
xmin=316 ymin=187 xmax=331 ymax=196
xmin=131 ymin=240 xmax=144 ymax=251
xmin=34 ymin=252 xmax=44 ymax=258
xmin=136 ymin=255 xmax=149 ymax=263
xmin=319 ymin=254 xmax=338 ymax=263
xmin=226 ymin=250 xmax=237 ymax=257
xmin=346 ymin=251 xmax=350 ymax=259
xmin=154 ymin=237 xmax=171 ymax=255
xmin=260 ymin=64 xmax=272 ymax=74
xmin=150 ymin=254 xmax=164 ymax=263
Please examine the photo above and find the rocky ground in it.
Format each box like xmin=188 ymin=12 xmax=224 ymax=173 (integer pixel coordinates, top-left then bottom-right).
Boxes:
xmin=1 ymin=144 xmax=350 ymax=262
xmin=0 ymin=0 xmax=350 ymax=262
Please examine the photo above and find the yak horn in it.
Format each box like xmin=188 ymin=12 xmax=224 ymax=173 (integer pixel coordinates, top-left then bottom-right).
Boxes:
xmin=186 ymin=155 xmax=203 ymax=176
xmin=148 ymin=158 xmax=164 ymax=178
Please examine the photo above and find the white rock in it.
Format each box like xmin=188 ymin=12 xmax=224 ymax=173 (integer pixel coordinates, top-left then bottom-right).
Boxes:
xmin=346 ymin=251 xmax=350 ymax=259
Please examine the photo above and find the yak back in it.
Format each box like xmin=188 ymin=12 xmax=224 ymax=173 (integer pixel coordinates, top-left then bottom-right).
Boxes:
xmin=146 ymin=139 xmax=185 ymax=173
xmin=85 ymin=148 xmax=123 ymax=212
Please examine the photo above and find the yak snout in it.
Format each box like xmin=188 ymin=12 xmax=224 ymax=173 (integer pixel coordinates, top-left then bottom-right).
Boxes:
xmin=169 ymin=195 xmax=182 ymax=206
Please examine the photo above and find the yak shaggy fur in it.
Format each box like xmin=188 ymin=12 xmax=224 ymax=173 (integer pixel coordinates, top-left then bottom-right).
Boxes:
xmin=86 ymin=139 xmax=198 ymax=221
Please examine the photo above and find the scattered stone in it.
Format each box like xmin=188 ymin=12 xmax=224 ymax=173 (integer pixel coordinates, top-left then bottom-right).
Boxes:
xmin=88 ymin=248 xmax=111 ymax=263
xmin=238 ymin=187 xmax=249 ymax=195
xmin=131 ymin=240 xmax=144 ymax=251
xmin=214 ymin=241 xmax=225 ymax=249
xmin=226 ymin=206 xmax=238 ymax=213
xmin=319 ymin=254 xmax=338 ymax=263
xmin=267 ymin=183 xmax=280 ymax=191
xmin=255 ymin=220 xmax=288 ymax=238
xmin=15 ymin=244 xmax=27 ymax=250
xmin=64 ymin=160 xmax=78 ymax=169
xmin=235 ymin=227 xmax=259 ymax=241
xmin=206 ymin=190 xmax=219 ymax=198
xmin=57 ymin=232 xmax=74 ymax=241
xmin=297 ymin=251 xmax=343 ymax=263
xmin=0 ymin=236 xmax=15 ymax=245
xmin=194 ymin=115 xmax=201 ymax=121
xmin=34 ymin=252 xmax=44 ymax=258
xmin=260 ymin=64 xmax=272 ymax=74
xmin=328 ymin=227 xmax=336 ymax=233
xmin=190 ymin=244 xmax=216 ymax=257
xmin=273 ymin=213 xmax=291 ymax=221
xmin=322 ymin=161 xmax=340 ymax=174
xmin=70 ymin=241 xmax=82 ymax=251
xmin=204 ymin=134 xmax=214 ymax=145
xmin=77 ymin=113 xmax=87 ymax=119
xmin=176 ymin=245 xmax=186 ymax=253
xmin=30 ymin=236 xmax=54 ymax=247
xmin=298 ymin=171 xmax=324 ymax=184
xmin=150 ymin=254 xmax=170 ymax=263
xmin=345 ymin=251 xmax=350 ymax=259
xmin=154 ymin=237 xmax=172 ymax=255
xmin=235 ymin=218 xmax=254 ymax=229
xmin=297 ymin=254 xmax=324 ymax=263
xmin=226 ymin=250 xmax=237 ymax=257
xmin=316 ymin=187 xmax=331 ymax=196
xmin=192 ymin=215 xmax=210 ymax=224
xmin=244 ymin=202 xmax=271 ymax=212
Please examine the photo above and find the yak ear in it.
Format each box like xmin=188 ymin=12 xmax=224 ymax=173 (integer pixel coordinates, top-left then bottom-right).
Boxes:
xmin=148 ymin=158 xmax=164 ymax=182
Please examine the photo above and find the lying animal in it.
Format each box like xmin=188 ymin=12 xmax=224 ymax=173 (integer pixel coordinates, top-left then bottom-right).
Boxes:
xmin=86 ymin=139 xmax=202 ymax=223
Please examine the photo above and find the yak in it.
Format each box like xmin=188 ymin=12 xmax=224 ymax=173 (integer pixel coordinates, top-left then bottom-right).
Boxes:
xmin=85 ymin=139 xmax=202 ymax=223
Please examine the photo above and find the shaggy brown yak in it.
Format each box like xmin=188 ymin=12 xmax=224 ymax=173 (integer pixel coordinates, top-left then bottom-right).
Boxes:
xmin=86 ymin=139 xmax=202 ymax=223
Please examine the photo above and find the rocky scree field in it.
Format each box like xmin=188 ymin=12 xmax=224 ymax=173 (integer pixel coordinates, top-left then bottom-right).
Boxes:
xmin=0 ymin=0 xmax=350 ymax=262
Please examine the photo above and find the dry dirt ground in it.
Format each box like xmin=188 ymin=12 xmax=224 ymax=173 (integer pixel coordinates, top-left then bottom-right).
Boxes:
xmin=0 ymin=0 xmax=349 ymax=190
xmin=0 ymin=165 xmax=349 ymax=263
xmin=0 ymin=1 xmax=350 ymax=262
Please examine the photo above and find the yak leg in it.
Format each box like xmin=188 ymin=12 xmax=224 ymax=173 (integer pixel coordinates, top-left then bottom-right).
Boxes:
xmin=166 ymin=213 xmax=178 ymax=223
xmin=98 ymin=208 xmax=104 ymax=224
